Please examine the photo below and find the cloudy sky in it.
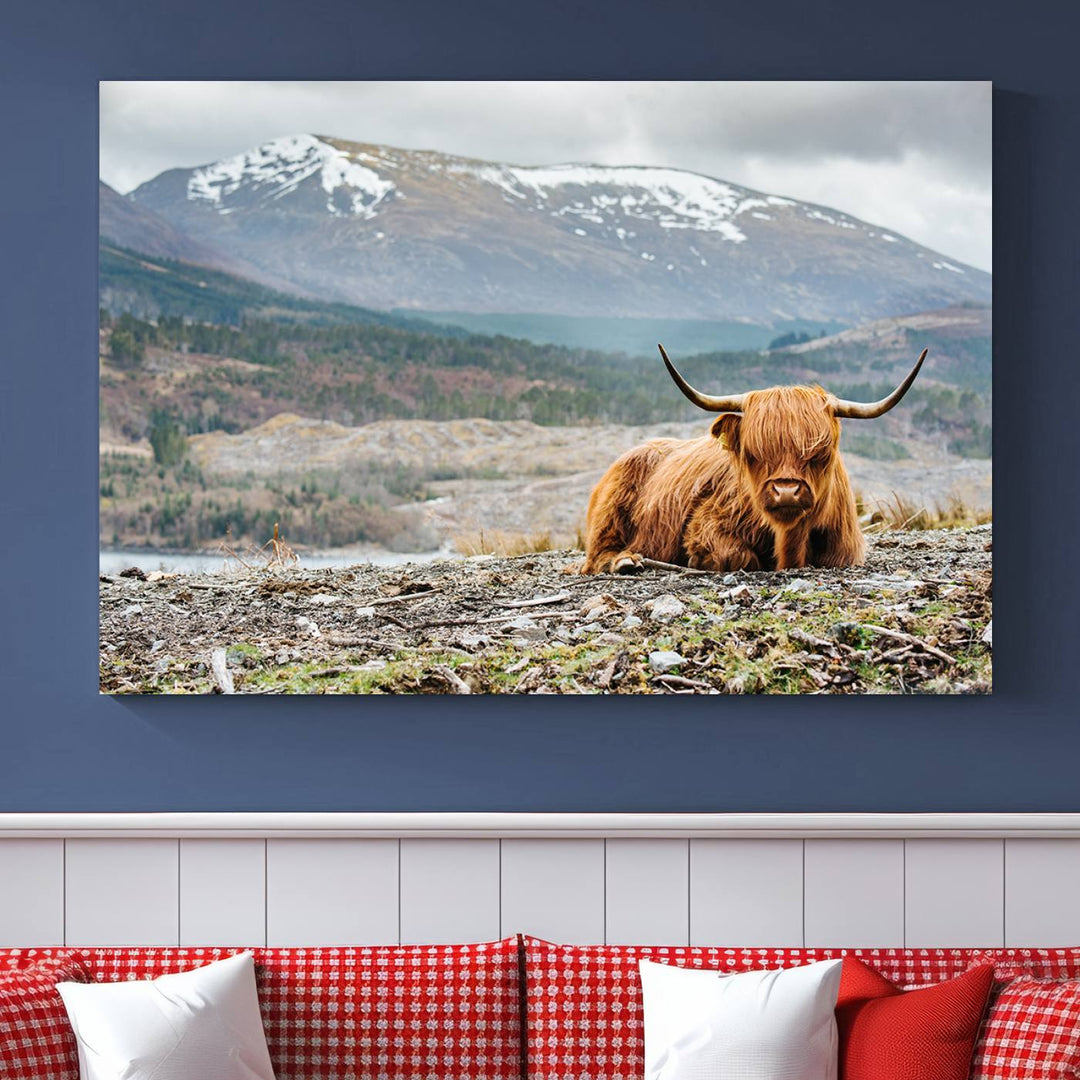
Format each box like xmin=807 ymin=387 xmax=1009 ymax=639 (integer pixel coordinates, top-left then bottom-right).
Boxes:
xmin=100 ymin=81 xmax=992 ymax=271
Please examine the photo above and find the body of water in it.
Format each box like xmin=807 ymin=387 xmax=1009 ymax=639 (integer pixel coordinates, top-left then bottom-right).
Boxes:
xmin=100 ymin=547 xmax=451 ymax=575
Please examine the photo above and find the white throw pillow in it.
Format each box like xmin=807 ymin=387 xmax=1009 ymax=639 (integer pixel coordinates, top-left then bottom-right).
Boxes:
xmin=57 ymin=951 xmax=276 ymax=1080
xmin=639 ymin=957 xmax=843 ymax=1080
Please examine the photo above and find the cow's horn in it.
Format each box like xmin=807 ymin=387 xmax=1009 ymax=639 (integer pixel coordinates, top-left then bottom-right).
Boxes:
xmin=832 ymin=349 xmax=929 ymax=419
xmin=658 ymin=344 xmax=747 ymax=413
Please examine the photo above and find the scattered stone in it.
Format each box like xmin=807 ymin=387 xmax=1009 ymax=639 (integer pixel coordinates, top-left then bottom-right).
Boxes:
xmin=309 ymin=594 xmax=340 ymax=605
xmin=295 ymin=615 xmax=321 ymax=638
xmin=121 ymin=604 xmax=143 ymax=618
xmin=981 ymin=620 xmax=993 ymax=649
xmin=722 ymin=573 xmax=739 ymax=585
xmin=647 ymin=594 xmax=686 ymax=622
xmin=649 ymin=650 xmax=686 ymax=673
xmin=621 ymin=614 xmax=643 ymax=630
xmin=458 ymin=632 xmax=491 ymax=650
xmin=149 ymin=639 xmax=166 ymax=654
xmin=503 ymin=615 xmax=547 ymax=643
xmin=782 ymin=578 xmax=815 ymax=595
xmin=119 ymin=566 xmax=147 ymax=580
xmin=727 ymin=584 xmax=754 ymax=604
xmin=593 ymin=632 xmax=626 ymax=646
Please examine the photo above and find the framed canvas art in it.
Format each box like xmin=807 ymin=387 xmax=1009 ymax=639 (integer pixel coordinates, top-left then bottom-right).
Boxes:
xmin=97 ymin=80 xmax=992 ymax=695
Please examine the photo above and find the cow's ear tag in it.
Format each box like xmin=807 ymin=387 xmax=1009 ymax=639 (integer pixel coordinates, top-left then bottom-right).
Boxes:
xmin=717 ymin=430 xmax=730 ymax=450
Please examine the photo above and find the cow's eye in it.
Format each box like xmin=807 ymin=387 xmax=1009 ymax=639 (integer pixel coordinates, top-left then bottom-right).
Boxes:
xmin=743 ymin=452 xmax=757 ymax=467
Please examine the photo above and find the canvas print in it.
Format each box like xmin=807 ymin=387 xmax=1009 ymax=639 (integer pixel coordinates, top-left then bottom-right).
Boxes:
xmin=98 ymin=81 xmax=992 ymax=695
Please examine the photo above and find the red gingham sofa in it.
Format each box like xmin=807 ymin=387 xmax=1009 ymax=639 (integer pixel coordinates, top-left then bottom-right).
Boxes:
xmin=3 ymin=937 xmax=1080 ymax=1079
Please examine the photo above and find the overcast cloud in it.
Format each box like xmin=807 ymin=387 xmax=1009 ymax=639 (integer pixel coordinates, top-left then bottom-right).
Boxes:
xmin=100 ymin=81 xmax=992 ymax=271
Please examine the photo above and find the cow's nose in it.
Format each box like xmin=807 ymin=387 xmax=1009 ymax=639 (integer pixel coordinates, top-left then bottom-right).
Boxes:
xmin=770 ymin=481 xmax=805 ymax=505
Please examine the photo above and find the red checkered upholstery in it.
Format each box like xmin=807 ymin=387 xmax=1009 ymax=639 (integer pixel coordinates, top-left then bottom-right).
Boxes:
xmin=971 ymin=949 xmax=1080 ymax=982
xmin=971 ymin=977 xmax=1080 ymax=1079
xmin=522 ymin=938 xmax=977 ymax=1080
xmin=0 ymin=940 xmax=522 ymax=1080
xmin=0 ymin=954 xmax=91 ymax=1080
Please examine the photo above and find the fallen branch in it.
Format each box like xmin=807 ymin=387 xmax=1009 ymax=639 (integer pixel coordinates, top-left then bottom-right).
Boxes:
xmin=412 ymin=609 xmax=574 ymax=630
xmin=210 ymin=648 xmax=234 ymax=694
xmin=325 ymin=635 xmax=401 ymax=652
xmin=497 ymin=592 xmax=572 ymax=609
xmin=652 ymin=673 xmax=712 ymax=690
xmin=640 ymin=557 xmax=711 ymax=576
xmin=862 ymin=624 xmax=956 ymax=665
xmin=432 ymin=665 xmax=472 ymax=694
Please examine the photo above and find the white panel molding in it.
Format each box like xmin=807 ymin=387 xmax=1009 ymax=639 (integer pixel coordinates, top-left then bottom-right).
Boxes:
xmin=690 ymin=839 xmax=804 ymax=946
xmin=606 ymin=839 xmax=690 ymax=945
xmin=905 ymin=839 xmax=1004 ymax=947
xmin=3 ymin=813 xmax=1080 ymax=839
xmin=804 ymin=839 xmax=905 ymax=947
xmin=179 ymin=839 xmax=267 ymax=947
xmin=1005 ymin=839 xmax=1080 ymax=946
xmin=266 ymin=838 xmax=398 ymax=946
xmin=500 ymin=839 xmax=605 ymax=943
xmin=400 ymin=838 xmax=500 ymax=944
xmin=0 ymin=840 xmax=65 ymax=946
xmin=64 ymin=839 xmax=180 ymax=946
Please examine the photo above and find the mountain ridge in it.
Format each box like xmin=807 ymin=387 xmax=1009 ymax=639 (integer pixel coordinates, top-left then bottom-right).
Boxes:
xmin=123 ymin=134 xmax=991 ymax=324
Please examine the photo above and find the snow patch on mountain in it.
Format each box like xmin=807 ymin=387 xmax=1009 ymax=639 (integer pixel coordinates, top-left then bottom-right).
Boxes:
xmin=461 ymin=163 xmax=751 ymax=242
xmin=187 ymin=134 xmax=395 ymax=218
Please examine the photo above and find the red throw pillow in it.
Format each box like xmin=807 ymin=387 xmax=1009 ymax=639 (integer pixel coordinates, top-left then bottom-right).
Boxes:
xmin=970 ymin=977 xmax=1080 ymax=1080
xmin=836 ymin=957 xmax=994 ymax=1080
xmin=0 ymin=955 xmax=92 ymax=1080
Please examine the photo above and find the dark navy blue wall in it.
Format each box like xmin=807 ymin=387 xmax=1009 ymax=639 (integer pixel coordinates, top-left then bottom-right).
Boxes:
xmin=1 ymin=0 xmax=1077 ymax=812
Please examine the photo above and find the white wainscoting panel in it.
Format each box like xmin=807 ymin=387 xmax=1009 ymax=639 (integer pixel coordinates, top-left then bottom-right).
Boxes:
xmin=1 ymin=817 xmax=1078 ymax=950
xmin=266 ymin=839 xmax=398 ymax=946
xmin=179 ymin=839 xmax=266 ymax=946
xmin=400 ymin=839 xmax=500 ymax=944
xmin=605 ymin=839 xmax=689 ymax=945
xmin=0 ymin=840 xmax=64 ymax=946
xmin=690 ymin=839 xmax=804 ymax=946
xmin=500 ymin=839 xmax=605 ymax=943
xmin=1005 ymin=839 xmax=1080 ymax=946
xmin=905 ymin=839 xmax=1004 ymax=947
xmin=64 ymin=839 xmax=179 ymax=946
xmin=804 ymin=839 xmax=904 ymax=947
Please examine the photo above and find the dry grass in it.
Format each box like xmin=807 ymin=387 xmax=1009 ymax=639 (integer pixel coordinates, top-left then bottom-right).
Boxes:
xmin=218 ymin=522 xmax=299 ymax=570
xmin=857 ymin=491 xmax=992 ymax=533
xmin=453 ymin=529 xmax=561 ymax=557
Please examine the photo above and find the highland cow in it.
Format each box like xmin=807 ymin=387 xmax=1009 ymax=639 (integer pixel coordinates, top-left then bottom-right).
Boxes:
xmin=579 ymin=345 xmax=928 ymax=574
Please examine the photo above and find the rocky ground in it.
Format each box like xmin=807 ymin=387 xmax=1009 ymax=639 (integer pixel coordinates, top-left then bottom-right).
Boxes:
xmin=100 ymin=527 xmax=992 ymax=695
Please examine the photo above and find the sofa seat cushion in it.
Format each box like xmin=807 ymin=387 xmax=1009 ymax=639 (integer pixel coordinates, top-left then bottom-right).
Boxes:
xmin=1 ymin=939 xmax=521 ymax=1080
xmin=971 ymin=976 xmax=1080 ymax=1080
xmin=0 ymin=954 xmax=92 ymax=1080
xmin=522 ymin=938 xmax=975 ymax=1080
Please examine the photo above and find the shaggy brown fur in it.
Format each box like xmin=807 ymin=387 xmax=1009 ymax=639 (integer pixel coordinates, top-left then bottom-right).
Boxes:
xmin=580 ymin=385 xmax=866 ymax=574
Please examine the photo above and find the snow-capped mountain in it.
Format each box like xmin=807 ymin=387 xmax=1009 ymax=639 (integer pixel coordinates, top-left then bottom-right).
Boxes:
xmin=126 ymin=134 xmax=991 ymax=323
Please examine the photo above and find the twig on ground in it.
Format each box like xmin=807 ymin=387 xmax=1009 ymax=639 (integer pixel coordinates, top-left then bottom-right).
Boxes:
xmin=862 ymin=624 xmax=956 ymax=665
xmin=325 ymin=635 xmax=401 ymax=652
xmin=432 ymin=665 xmax=472 ymax=694
xmin=497 ymin=592 xmax=573 ymax=608
xmin=640 ymin=557 xmax=711 ymax=576
xmin=210 ymin=648 xmax=234 ymax=694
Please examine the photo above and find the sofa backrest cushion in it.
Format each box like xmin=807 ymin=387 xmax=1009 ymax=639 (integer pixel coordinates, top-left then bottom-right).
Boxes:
xmin=0 ymin=939 xmax=522 ymax=1080
xmin=522 ymin=939 xmax=978 ymax=1080
xmin=0 ymin=954 xmax=92 ymax=1080
xmin=970 ymin=976 xmax=1080 ymax=1080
